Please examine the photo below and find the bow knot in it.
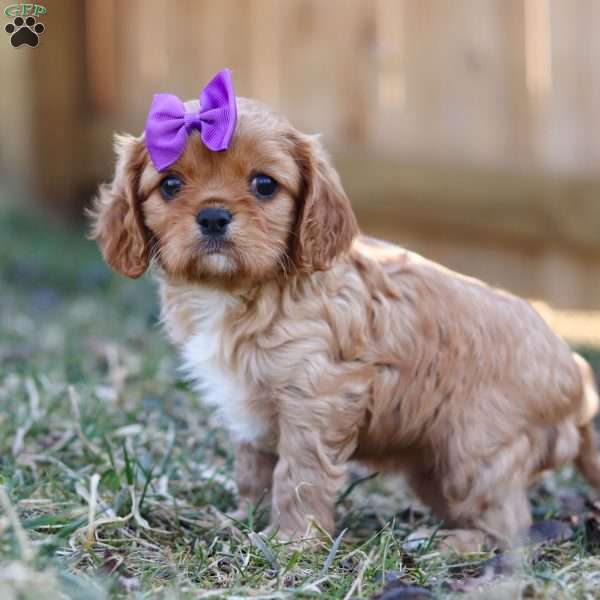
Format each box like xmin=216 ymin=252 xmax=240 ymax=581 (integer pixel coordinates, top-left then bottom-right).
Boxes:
xmin=145 ymin=69 xmax=237 ymax=172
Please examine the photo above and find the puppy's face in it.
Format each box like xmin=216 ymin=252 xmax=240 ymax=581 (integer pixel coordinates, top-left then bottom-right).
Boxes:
xmin=91 ymin=97 xmax=358 ymax=287
xmin=141 ymin=99 xmax=300 ymax=283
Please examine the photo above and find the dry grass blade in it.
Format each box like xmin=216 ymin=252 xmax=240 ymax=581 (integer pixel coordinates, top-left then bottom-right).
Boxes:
xmin=0 ymin=486 xmax=34 ymax=562
xmin=69 ymin=385 xmax=104 ymax=458
xmin=85 ymin=473 xmax=101 ymax=547
xmin=11 ymin=378 xmax=42 ymax=457
xmin=320 ymin=528 xmax=347 ymax=577
xmin=343 ymin=550 xmax=373 ymax=600
xmin=249 ymin=532 xmax=280 ymax=573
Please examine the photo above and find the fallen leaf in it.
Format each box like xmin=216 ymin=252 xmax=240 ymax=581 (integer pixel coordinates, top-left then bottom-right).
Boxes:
xmin=528 ymin=519 xmax=573 ymax=544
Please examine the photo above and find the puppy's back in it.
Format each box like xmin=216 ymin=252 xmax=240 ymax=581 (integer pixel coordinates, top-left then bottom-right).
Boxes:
xmin=351 ymin=235 xmax=583 ymax=433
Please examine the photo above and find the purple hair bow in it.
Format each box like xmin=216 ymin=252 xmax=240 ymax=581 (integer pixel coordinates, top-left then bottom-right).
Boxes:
xmin=145 ymin=69 xmax=237 ymax=172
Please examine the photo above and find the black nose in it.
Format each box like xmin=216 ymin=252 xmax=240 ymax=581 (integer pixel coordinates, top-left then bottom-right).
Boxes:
xmin=196 ymin=207 xmax=232 ymax=237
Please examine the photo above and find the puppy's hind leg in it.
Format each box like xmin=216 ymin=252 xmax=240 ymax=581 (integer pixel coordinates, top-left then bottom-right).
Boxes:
xmin=414 ymin=431 xmax=535 ymax=552
xmin=404 ymin=445 xmax=533 ymax=553
xmin=573 ymin=354 xmax=600 ymax=490
xmin=576 ymin=421 xmax=600 ymax=491
xmin=471 ymin=482 xmax=532 ymax=547
xmin=405 ymin=482 xmax=532 ymax=555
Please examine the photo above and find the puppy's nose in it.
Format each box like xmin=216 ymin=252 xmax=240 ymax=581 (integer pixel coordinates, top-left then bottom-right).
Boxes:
xmin=196 ymin=207 xmax=233 ymax=237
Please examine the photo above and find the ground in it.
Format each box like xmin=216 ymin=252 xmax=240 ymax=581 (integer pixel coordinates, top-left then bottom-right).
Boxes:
xmin=1 ymin=202 xmax=600 ymax=599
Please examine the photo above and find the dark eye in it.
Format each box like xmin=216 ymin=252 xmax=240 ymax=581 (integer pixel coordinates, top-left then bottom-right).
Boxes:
xmin=159 ymin=174 xmax=183 ymax=200
xmin=250 ymin=173 xmax=278 ymax=200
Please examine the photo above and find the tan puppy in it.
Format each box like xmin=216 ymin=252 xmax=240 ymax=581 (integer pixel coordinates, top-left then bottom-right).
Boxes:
xmin=90 ymin=96 xmax=600 ymax=549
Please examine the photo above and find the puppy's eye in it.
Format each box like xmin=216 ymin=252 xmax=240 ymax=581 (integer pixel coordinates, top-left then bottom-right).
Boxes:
xmin=250 ymin=173 xmax=278 ymax=200
xmin=159 ymin=174 xmax=183 ymax=200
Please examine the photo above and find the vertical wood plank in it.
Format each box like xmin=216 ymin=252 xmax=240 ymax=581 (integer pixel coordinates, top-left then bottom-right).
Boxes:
xmin=85 ymin=0 xmax=117 ymax=114
xmin=28 ymin=0 xmax=88 ymax=214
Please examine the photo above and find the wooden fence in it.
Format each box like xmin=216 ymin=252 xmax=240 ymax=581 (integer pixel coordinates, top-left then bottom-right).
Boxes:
xmin=1 ymin=0 xmax=600 ymax=308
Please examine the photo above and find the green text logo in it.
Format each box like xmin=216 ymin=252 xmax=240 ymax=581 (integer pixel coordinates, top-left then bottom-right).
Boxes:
xmin=4 ymin=3 xmax=46 ymax=18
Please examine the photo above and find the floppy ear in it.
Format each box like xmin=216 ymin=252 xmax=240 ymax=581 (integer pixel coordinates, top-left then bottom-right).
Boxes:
xmin=290 ymin=132 xmax=359 ymax=272
xmin=89 ymin=134 xmax=150 ymax=278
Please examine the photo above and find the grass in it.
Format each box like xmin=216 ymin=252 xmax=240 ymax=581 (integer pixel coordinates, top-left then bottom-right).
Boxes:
xmin=1 ymin=201 xmax=600 ymax=599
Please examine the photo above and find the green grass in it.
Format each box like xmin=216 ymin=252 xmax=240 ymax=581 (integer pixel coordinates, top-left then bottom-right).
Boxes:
xmin=1 ymin=201 xmax=600 ymax=599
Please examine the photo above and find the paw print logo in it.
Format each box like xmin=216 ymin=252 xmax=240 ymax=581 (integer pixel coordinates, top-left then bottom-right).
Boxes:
xmin=5 ymin=16 xmax=45 ymax=48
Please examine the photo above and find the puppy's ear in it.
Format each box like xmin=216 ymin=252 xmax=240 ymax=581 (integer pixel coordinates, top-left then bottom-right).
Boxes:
xmin=89 ymin=134 xmax=150 ymax=278
xmin=289 ymin=132 xmax=359 ymax=272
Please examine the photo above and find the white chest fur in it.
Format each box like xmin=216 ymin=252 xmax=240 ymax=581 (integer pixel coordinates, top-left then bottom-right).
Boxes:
xmin=160 ymin=284 xmax=269 ymax=442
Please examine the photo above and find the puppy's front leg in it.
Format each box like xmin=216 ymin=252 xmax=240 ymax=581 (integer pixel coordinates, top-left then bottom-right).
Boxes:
xmin=232 ymin=442 xmax=277 ymax=521
xmin=271 ymin=421 xmax=347 ymax=539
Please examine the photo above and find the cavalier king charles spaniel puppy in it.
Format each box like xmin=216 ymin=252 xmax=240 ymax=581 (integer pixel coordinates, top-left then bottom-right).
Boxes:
xmin=91 ymin=70 xmax=600 ymax=551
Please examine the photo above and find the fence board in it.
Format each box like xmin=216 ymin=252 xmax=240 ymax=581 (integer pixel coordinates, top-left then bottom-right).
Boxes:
xmin=2 ymin=0 xmax=600 ymax=306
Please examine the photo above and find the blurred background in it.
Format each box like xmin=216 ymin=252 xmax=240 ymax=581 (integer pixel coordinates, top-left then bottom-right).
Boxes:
xmin=2 ymin=4 xmax=600 ymax=594
xmin=1 ymin=0 xmax=600 ymax=346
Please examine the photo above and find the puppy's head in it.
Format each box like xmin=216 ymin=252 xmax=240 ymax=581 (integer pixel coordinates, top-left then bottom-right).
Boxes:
xmin=90 ymin=98 xmax=358 ymax=286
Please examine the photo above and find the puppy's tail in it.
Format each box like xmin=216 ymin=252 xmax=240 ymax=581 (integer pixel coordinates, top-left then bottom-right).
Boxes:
xmin=573 ymin=353 xmax=600 ymax=489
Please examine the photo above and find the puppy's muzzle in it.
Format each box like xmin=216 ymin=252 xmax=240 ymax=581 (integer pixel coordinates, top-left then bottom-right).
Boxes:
xmin=197 ymin=207 xmax=233 ymax=238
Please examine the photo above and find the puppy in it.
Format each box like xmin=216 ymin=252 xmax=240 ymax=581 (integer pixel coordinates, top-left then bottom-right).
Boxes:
xmin=90 ymin=76 xmax=600 ymax=550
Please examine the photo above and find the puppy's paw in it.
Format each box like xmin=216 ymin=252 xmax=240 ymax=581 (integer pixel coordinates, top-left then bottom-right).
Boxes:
xmin=260 ymin=522 xmax=296 ymax=541
xmin=404 ymin=527 xmax=493 ymax=555
xmin=227 ymin=507 xmax=252 ymax=523
xmin=260 ymin=521 xmax=322 ymax=544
